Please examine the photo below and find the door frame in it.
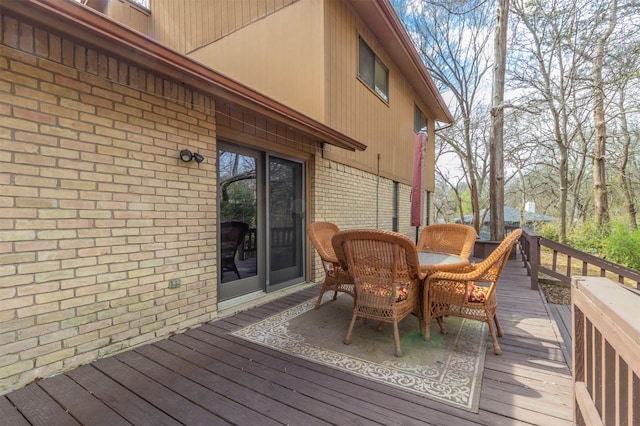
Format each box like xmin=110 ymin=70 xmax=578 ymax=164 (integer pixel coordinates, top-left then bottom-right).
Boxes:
xmin=216 ymin=141 xmax=307 ymax=301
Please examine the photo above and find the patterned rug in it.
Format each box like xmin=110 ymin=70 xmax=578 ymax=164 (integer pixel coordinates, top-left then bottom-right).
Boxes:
xmin=232 ymin=294 xmax=488 ymax=413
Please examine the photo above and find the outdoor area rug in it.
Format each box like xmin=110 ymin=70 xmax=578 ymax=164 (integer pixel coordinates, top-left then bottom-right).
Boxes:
xmin=232 ymin=294 xmax=488 ymax=413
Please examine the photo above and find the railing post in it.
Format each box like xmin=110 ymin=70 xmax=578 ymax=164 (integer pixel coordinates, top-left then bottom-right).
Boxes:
xmin=529 ymin=232 xmax=540 ymax=290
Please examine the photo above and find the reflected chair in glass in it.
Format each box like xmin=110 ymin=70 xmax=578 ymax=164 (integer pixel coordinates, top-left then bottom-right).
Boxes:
xmin=307 ymin=222 xmax=355 ymax=309
xmin=220 ymin=221 xmax=250 ymax=280
xmin=423 ymin=228 xmax=522 ymax=354
xmin=332 ymin=229 xmax=426 ymax=357
xmin=417 ymin=223 xmax=477 ymax=261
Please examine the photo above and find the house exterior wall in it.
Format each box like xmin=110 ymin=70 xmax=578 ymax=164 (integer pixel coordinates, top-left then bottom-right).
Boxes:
xmin=103 ymin=0 xmax=151 ymax=34
xmin=151 ymin=0 xmax=296 ymax=54
xmin=188 ymin=0 xmax=326 ymax=123
xmin=308 ymin=157 xmax=416 ymax=282
xmin=83 ymin=0 xmax=297 ymax=54
xmin=0 ymin=1 xmax=444 ymax=395
xmin=323 ymin=0 xmax=433 ymax=190
xmin=0 ymin=15 xmax=219 ymax=393
xmin=88 ymin=0 xmax=439 ymax=193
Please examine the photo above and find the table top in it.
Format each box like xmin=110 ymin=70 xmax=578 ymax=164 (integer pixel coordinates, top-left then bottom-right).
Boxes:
xmin=418 ymin=251 xmax=469 ymax=273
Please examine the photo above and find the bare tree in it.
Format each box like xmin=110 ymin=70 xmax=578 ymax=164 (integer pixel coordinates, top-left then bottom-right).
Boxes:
xmin=612 ymin=72 xmax=640 ymax=230
xmin=509 ymin=0 xmax=589 ymax=242
xmin=394 ymin=0 xmax=494 ymax=233
xmin=489 ymin=0 xmax=509 ymax=240
xmin=569 ymin=0 xmax=621 ymax=227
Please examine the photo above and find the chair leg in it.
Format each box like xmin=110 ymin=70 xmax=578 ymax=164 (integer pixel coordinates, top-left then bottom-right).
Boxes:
xmin=436 ymin=316 xmax=447 ymax=334
xmin=314 ymin=287 xmax=326 ymax=309
xmin=232 ymin=262 xmax=241 ymax=280
xmin=487 ymin=318 xmax=502 ymax=355
xmin=422 ymin=302 xmax=431 ymax=340
xmin=393 ymin=321 xmax=403 ymax=357
xmin=344 ymin=313 xmax=358 ymax=345
xmin=332 ymin=290 xmax=338 ymax=301
xmin=494 ymin=314 xmax=503 ymax=337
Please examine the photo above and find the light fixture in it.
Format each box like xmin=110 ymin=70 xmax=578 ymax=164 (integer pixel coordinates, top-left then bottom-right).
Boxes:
xmin=179 ymin=149 xmax=205 ymax=164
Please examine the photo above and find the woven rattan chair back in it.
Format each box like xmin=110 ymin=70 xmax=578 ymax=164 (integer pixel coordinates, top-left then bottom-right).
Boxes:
xmin=424 ymin=228 xmax=522 ymax=354
xmin=332 ymin=229 xmax=425 ymax=357
xmin=416 ymin=223 xmax=477 ymax=260
xmin=307 ymin=222 xmax=355 ymax=309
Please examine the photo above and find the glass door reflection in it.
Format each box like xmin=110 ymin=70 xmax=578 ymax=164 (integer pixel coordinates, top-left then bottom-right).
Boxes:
xmin=268 ymin=156 xmax=304 ymax=287
xmin=218 ymin=148 xmax=262 ymax=300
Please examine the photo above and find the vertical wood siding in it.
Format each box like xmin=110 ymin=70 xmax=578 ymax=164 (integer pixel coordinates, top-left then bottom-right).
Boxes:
xmin=324 ymin=0 xmax=432 ymax=187
xmin=146 ymin=0 xmax=297 ymax=54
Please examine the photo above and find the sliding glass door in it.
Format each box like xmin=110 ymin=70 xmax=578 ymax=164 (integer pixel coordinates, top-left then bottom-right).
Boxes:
xmin=217 ymin=144 xmax=304 ymax=301
xmin=217 ymin=146 xmax=262 ymax=301
xmin=268 ymin=156 xmax=304 ymax=289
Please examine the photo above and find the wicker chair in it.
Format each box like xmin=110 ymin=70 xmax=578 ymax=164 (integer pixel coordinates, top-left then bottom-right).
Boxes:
xmin=307 ymin=222 xmax=356 ymax=309
xmin=423 ymin=228 xmax=522 ymax=354
xmin=220 ymin=221 xmax=250 ymax=280
xmin=332 ymin=229 xmax=426 ymax=357
xmin=416 ymin=223 xmax=477 ymax=260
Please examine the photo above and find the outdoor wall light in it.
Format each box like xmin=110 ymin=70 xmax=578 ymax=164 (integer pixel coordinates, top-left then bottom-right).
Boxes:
xmin=179 ymin=149 xmax=205 ymax=163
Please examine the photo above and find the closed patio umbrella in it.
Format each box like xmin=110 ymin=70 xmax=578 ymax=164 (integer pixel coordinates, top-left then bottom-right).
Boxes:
xmin=411 ymin=133 xmax=426 ymax=230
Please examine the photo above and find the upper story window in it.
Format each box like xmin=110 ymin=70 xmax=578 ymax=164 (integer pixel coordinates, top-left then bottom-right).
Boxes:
xmin=73 ymin=0 xmax=149 ymax=12
xmin=358 ymin=36 xmax=389 ymax=103
xmin=414 ymin=105 xmax=427 ymax=133
xmin=129 ymin=0 xmax=150 ymax=10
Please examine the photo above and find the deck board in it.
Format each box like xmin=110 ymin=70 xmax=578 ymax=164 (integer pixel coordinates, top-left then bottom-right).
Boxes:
xmin=37 ymin=374 xmax=131 ymax=426
xmin=0 ymin=257 xmax=574 ymax=425
xmin=4 ymin=382 xmax=80 ymax=426
xmin=548 ymin=303 xmax=572 ymax=359
xmin=0 ymin=395 xmax=35 ymax=426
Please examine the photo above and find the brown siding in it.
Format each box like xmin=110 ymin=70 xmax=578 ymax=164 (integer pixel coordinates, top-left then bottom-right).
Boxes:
xmin=187 ymin=0 xmax=326 ymax=123
xmin=141 ymin=0 xmax=297 ymax=54
xmin=99 ymin=0 xmax=436 ymax=189
xmin=324 ymin=0 xmax=433 ymax=188
xmin=100 ymin=0 xmax=151 ymax=34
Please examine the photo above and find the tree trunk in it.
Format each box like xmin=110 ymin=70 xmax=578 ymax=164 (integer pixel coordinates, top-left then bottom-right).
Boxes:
xmin=617 ymin=90 xmax=637 ymax=230
xmin=591 ymin=0 xmax=617 ymax=228
xmin=489 ymin=0 xmax=509 ymax=241
xmin=592 ymin=62 xmax=610 ymax=227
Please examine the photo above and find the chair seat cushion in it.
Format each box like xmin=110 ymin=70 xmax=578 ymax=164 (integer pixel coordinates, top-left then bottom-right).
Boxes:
xmin=360 ymin=282 xmax=409 ymax=302
xmin=434 ymin=281 xmax=487 ymax=303
xmin=467 ymin=284 xmax=487 ymax=302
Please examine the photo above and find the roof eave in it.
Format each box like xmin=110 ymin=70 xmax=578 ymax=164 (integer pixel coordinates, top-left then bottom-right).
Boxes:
xmin=0 ymin=0 xmax=367 ymax=152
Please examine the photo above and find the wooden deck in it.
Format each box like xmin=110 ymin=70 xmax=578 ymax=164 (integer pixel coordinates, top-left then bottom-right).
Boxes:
xmin=0 ymin=258 xmax=574 ymax=425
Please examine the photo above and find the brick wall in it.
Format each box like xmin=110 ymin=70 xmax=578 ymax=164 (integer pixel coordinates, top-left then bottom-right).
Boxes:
xmin=308 ymin=157 xmax=421 ymax=282
xmin=0 ymin=15 xmax=218 ymax=393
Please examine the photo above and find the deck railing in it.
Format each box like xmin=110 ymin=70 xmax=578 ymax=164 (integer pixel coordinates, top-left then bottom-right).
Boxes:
xmin=572 ymin=277 xmax=640 ymax=426
xmin=519 ymin=230 xmax=640 ymax=290
xmin=518 ymin=229 xmax=640 ymax=425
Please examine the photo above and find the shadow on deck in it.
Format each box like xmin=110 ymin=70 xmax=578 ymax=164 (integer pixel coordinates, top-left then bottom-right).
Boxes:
xmin=0 ymin=256 xmax=574 ymax=425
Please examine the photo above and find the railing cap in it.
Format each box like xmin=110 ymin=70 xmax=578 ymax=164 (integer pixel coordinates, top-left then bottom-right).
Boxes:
xmin=572 ymin=276 xmax=640 ymax=345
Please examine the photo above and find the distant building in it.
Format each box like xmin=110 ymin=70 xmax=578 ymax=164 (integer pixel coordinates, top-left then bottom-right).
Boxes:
xmin=455 ymin=206 xmax=556 ymax=239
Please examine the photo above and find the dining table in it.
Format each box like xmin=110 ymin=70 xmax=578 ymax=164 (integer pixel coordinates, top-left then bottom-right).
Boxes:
xmin=418 ymin=251 xmax=469 ymax=275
